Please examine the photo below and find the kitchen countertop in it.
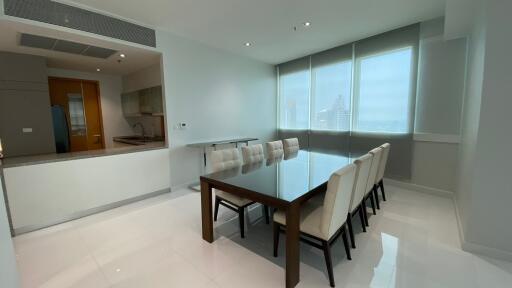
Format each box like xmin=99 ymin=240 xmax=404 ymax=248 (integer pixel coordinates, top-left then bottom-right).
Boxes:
xmin=1 ymin=141 xmax=167 ymax=168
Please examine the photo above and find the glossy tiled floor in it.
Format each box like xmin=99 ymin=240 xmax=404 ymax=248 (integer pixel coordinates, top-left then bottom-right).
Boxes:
xmin=14 ymin=185 xmax=512 ymax=288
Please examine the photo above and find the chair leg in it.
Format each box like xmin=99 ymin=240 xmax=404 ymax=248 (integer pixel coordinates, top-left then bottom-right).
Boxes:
xmin=341 ymin=226 xmax=352 ymax=260
xmin=362 ymin=200 xmax=370 ymax=227
xmin=273 ymin=222 xmax=280 ymax=257
xmin=263 ymin=205 xmax=270 ymax=224
xmin=213 ymin=196 xmax=220 ymax=221
xmin=321 ymin=240 xmax=335 ymax=287
xmin=369 ymin=193 xmax=377 ymax=215
xmin=373 ymin=185 xmax=380 ymax=210
xmin=365 ymin=206 xmax=370 ymax=227
xmin=238 ymin=207 xmax=245 ymax=238
xmin=358 ymin=204 xmax=367 ymax=232
xmin=379 ymin=179 xmax=387 ymax=201
xmin=346 ymin=213 xmax=355 ymax=248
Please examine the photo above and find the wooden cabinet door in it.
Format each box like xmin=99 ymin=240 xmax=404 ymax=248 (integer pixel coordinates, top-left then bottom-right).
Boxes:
xmin=49 ymin=78 xmax=105 ymax=152
xmin=49 ymin=78 xmax=88 ymax=152
xmin=82 ymin=81 xmax=105 ymax=150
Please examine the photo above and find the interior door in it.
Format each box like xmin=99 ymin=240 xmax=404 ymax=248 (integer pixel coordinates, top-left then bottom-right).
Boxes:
xmin=48 ymin=78 xmax=105 ymax=152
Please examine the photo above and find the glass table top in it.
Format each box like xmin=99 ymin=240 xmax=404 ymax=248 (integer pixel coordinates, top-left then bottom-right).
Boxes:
xmin=202 ymin=150 xmax=357 ymax=202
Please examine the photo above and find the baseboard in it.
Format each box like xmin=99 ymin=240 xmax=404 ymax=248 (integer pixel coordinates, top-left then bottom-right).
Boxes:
xmin=171 ymin=180 xmax=199 ymax=192
xmin=384 ymin=178 xmax=453 ymax=198
xmin=413 ymin=133 xmax=461 ymax=144
xmin=452 ymin=196 xmax=466 ymax=248
xmin=462 ymin=240 xmax=512 ymax=262
xmin=452 ymin=197 xmax=512 ymax=262
xmin=14 ymin=188 xmax=171 ymax=235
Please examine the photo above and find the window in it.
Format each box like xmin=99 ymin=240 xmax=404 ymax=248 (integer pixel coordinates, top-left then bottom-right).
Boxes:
xmin=279 ymin=70 xmax=310 ymax=129
xmin=353 ymin=47 xmax=413 ymax=133
xmin=311 ymin=60 xmax=352 ymax=131
xmin=277 ymin=24 xmax=418 ymax=135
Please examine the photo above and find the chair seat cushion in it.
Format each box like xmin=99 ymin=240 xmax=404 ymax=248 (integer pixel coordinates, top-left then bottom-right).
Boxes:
xmin=273 ymin=200 xmax=326 ymax=240
xmin=215 ymin=189 xmax=254 ymax=207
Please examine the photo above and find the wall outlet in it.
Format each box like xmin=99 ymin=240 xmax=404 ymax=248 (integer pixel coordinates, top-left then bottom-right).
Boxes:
xmin=175 ymin=122 xmax=187 ymax=130
xmin=22 ymin=128 xmax=33 ymax=133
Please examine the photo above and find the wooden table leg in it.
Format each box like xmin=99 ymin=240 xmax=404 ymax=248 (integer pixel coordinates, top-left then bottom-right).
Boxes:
xmin=286 ymin=201 xmax=301 ymax=288
xmin=201 ymin=180 xmax=213 ymax=243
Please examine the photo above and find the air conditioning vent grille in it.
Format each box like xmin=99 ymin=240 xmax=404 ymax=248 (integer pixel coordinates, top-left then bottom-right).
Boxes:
xmin=19 ymin=33 xmax=118 ymax=59
xmin=4 ymin=0 xmax=156 ymax=47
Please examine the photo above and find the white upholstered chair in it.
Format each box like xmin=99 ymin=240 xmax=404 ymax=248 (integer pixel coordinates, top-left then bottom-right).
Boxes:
xmin=364 ymin=147 xmax=383 ymax=215
xmin=241 ymin=144 xmax=264 ymax=164
xmin=283 ymin=138 xmax=299 ymax=154
xmin=211 ymin=148 xmax=268 ymax=238
xmin=266 ymin=140 xmax=284 ymax=159
xmin=375 ymin=143 xmax=391 ymax=202
xmin=346 ymin=153 xmax=373 ymax=248
xmin=273 ymin=164 xmax=357 ymax=287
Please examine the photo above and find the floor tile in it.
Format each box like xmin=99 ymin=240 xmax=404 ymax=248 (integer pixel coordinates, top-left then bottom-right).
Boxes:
xmin=13 ymin=186 xmax=512 ymax=288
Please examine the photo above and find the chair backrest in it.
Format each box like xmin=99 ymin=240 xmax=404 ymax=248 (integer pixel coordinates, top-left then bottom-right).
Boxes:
xmin=375 ymin=143 xmax=391 ymax=183
xmin=283 ymin=138 xmax=299 ymax=154
xmin=349 ymin=153 xmax=373 ymax=212
xmin=241 ymin=144 xmax=264 ymax=164
xmin=210 ymin=148 xmax=242 ymax=173
xmin=365 ymin=147 xmax=383 ymax=194
xmin=320 ymin=164 xmax=357 ymax=239
xmin=242 ymin=161 xmax=263 ymax=174
xmin=266 ymin=140 xmax=284 ymax=159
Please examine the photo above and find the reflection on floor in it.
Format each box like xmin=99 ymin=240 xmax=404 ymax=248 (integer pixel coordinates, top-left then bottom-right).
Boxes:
xmin=13 ymin=185 xmax=512 ymax=288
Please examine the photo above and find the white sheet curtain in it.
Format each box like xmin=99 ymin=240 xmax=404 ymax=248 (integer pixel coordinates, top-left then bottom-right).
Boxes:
xmin=277 ymin=24 xmax=420 ymax=180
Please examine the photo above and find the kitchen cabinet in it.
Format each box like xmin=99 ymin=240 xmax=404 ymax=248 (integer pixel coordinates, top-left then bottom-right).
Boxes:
xmin=121 ymin=86 xmax=163 ymax=116
xmin=121 ymin=91 xmax=140 ymax=116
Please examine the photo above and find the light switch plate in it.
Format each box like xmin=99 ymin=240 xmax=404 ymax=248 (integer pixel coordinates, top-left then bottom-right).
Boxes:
xmin=22 ymin=128 xmax=33 ymax=133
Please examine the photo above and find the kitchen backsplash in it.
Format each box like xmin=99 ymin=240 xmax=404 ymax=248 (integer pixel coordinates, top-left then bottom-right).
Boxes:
xmin=126 ymin=116 xmax=164 ymax=138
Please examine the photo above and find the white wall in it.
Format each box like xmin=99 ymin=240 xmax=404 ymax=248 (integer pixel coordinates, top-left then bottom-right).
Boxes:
xmin=460 ymin=0 xmax=512 ymax=257
xmin=455 ymin=3 xmax=486 ymax=242
xmin=47 ymin=68 xmax=133 ymax=148
xmin=4 ymin=148 xmax=170 ymax=231
xmin=409 ymin=18 xmax=467 ymax=192
xmin=448 ymin=0 xmax=512 ymax=259
xmin=0 ymin=169 xmax=19 ymax=288
xmin=156 ymin=31 xmax=277 ymax=188
xmin=122 ymin=63 xmax=162 ymax=93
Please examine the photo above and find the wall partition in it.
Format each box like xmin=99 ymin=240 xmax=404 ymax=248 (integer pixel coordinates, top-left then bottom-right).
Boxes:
xmin=278 ymin=24 xmax=419 ymax=179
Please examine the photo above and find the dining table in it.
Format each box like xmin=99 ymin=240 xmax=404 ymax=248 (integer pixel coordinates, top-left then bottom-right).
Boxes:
xmin=200 ymin=149 xmax=353 ymax=288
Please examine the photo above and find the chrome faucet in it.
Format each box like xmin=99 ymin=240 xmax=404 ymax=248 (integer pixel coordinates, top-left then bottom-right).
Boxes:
xmin=132 ymin=122 xmax=146 ymax=139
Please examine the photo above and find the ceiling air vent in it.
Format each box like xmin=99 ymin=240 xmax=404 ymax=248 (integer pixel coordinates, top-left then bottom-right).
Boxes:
xmin=4 ymin=0 xmax=156 ymax=47
xmin=20 ymin=33 xmax=118 ymax=59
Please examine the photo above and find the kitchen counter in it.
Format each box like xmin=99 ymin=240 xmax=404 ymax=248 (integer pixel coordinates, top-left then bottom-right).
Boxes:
xmin=1 ymin=141 xmax=167 ymax=168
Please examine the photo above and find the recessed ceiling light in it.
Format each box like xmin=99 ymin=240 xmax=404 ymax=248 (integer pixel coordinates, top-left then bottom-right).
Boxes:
xmin=244 ymin=42 xmax=251 ymax=47
xmin=304 ymin=22 xmax=311 ymax=27
xmin=115 ymin=268 xmax=121 ymax=272
xmin=96 ymin=68 xmax=101 ymax=72
xmin=120 ymin=53 xmax=126 ymax=58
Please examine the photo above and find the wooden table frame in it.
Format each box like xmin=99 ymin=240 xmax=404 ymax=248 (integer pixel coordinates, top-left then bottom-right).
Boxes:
xmin=200 ymin=173 xmax=328 ymax=288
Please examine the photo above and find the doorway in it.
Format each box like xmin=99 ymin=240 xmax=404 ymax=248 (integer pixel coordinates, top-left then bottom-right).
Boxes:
xmin=48 ymin=77 xmax=105 ymax=152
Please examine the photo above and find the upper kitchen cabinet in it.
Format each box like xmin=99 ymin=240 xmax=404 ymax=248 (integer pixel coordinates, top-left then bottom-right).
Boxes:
xmin=121 ymin=85 xmax=163 ymax=116
xmin=121 ymin=91 xmax=140 ymax=116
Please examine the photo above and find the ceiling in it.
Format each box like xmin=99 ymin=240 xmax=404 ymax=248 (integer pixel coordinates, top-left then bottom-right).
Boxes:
xmin=65 ymin=0 xmax=446 ymax=64
xmin=0 ymin=20 xmax=161 ymax=75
